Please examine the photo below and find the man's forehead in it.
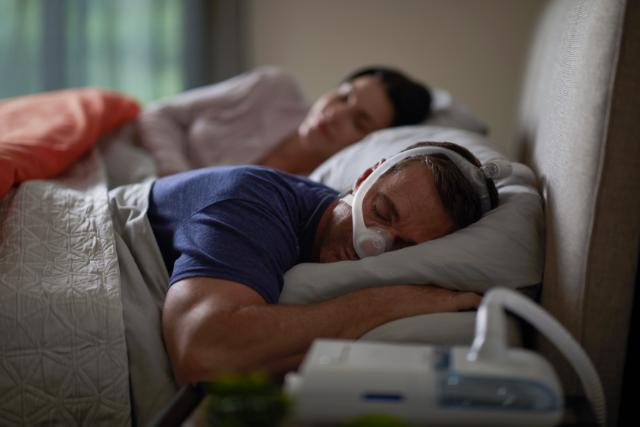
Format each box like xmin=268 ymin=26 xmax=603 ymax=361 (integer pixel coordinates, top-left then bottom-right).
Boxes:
xmin=375 ymin=161 xmax=438 ymax=211
xmin=385 ymin=158 xmax=447 ymax=202
xmin=383 ymin=161 xmax=455 ymax=243
xmin=380 ymin=157 xmax=431 ymax=187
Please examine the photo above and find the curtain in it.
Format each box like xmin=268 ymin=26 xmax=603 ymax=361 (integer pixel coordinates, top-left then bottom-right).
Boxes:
xmin=0 ymin=0 xmax=245 ymax=103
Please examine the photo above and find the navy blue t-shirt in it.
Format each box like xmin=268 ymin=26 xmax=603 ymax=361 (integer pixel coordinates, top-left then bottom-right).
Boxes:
xmin=147 ymin=166 xmax=338 ymax=304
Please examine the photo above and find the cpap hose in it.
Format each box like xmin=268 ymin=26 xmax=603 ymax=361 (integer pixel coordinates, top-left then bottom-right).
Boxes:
xmin=467 ymin=288 xmax=606 ymax=426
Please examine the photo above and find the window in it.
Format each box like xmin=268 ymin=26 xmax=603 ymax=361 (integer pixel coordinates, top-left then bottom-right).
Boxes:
xmin=0 ymin=0 xmax=184 ymax=103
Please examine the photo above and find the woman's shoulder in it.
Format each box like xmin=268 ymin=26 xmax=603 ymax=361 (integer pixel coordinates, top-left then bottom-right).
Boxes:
xmin=250 ymin=66 xmax=302 ymax=93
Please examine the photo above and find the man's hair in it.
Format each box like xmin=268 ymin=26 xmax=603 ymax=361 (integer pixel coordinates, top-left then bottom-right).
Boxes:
xmin=385 ymin=141 xmax=499 ymax=229
xmin=343 ymin=66 xmax=432 ymax=127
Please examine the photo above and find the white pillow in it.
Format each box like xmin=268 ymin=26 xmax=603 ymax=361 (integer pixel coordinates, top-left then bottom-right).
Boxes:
xmin=280 ymin=126 xmax=543 ymax=304
xmin=426 ymin=88 xmax=489 ymax=135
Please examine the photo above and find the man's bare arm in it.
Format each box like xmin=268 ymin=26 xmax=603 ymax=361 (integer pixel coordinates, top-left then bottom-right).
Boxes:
xmin=162 ymin=277 xmax=481 ymax=385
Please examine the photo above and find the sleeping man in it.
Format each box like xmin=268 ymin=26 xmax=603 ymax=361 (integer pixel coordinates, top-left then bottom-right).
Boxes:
xmin=148 ymin=141 xmax=499 ymax=385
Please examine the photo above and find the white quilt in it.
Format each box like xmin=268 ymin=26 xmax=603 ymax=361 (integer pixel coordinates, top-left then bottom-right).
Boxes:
xmin=0 ymin=152 xmax=131 ymax=425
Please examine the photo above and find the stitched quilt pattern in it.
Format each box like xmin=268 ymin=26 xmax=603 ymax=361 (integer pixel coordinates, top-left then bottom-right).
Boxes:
xmin=0 ymin=152 xmax=131 ymax=426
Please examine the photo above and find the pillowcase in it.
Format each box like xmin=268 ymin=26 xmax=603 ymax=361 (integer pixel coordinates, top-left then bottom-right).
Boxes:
xmin=280 ymin=125 xmax=544 ymax=304
xmin=426 ymin=88 xmax=489 ymax=135
xmin=0 ymin=88 xmax=140 ymax=198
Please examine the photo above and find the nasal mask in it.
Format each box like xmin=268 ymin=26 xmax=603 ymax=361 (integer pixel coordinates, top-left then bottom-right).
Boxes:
xmin=341 ymin=146 xmax=512 ymax=259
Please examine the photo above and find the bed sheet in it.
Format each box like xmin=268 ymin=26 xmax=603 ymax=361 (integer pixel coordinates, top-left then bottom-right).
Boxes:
xmin=0 ymin=150 xmax=131 ymax=425
xmin=107 ymin=178 xmax=179 ymax=426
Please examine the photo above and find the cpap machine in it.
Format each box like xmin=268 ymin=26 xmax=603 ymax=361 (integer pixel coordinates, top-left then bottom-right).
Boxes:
xmin=285 ymin=288 xmax=606 ymax=427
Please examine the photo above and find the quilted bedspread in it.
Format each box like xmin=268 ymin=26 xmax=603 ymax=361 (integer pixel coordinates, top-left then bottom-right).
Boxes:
xmin=0 ymin=151 xmax=131 ymax=425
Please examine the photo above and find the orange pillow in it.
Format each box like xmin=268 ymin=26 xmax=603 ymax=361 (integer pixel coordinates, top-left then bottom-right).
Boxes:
xmin=0 ymin=88 xmax=140 ymax=197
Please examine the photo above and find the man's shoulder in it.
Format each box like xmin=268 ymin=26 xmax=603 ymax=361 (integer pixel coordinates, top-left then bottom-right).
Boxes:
xmin=152 ymin=166 xmax=337 ymax=219
xmin=168 ymin=165 xmax=331 ymax=194
xmin=225 ymin=166 xmax=334 ymax=195
xmin=219 ymin=167 xmax=338 ymax=219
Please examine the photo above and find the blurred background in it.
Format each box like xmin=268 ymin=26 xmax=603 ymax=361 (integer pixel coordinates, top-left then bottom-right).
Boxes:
xmin=0 ymin=0 xmax=547 ymax=156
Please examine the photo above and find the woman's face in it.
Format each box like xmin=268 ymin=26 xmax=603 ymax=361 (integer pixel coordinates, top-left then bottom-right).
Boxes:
xmin=298 ymin=75 xmax=394 ymax=157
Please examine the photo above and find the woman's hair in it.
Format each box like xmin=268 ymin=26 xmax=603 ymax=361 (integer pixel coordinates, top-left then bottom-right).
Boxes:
xmin=344 ymin=66 xmax=432 ymax=127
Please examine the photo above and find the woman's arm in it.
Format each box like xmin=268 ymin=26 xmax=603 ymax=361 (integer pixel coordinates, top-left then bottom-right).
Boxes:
xmin=162 ymin=277 xmax=481 ymax=385
xmin=135 ymin=103 xmax=192 ymax=175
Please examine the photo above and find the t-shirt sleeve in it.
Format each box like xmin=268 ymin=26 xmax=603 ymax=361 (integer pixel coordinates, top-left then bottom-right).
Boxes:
xmin=169 ymin=197 xmax=299 ymax=304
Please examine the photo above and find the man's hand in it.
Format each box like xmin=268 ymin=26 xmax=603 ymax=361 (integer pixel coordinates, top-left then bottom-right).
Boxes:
xmin=378 ymin=284 xmax=482 ymax=318
xmin=162 ymin=277 xmax=481 ymax=385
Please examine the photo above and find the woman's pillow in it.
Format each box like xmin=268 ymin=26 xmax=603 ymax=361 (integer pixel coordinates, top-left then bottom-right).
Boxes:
xmin=280 ymin=126 xmax=544 ymax=304
xmin=0 ymin=88 xmax=140 ymax=198
xmin=426 ymin=88 xmax=489 ymax=135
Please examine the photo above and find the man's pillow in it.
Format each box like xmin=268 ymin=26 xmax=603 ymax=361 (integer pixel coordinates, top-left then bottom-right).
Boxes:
xmin=0 ymin=88 xmax=140 ymax=198
xmin=280 ymin=126 xmax=544 ymax=304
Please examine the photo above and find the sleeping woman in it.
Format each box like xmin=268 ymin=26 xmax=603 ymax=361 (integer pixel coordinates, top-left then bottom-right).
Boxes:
xmin=136 ymin=66 xmax=432 ymax=176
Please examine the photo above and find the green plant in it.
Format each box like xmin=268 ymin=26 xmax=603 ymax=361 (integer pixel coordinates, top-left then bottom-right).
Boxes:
xmin=203 ymin=372 xmax=290 ymax=427
xmin=339 ymin=413 xmax=416 ymax=427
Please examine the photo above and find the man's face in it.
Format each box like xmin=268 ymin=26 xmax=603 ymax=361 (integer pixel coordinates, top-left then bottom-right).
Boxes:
xmin=312 ymin=159 xmax=457 ymax=263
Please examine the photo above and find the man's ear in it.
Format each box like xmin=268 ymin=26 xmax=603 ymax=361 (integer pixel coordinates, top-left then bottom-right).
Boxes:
xmin=354 ymin=158 xmax=386 ymax=190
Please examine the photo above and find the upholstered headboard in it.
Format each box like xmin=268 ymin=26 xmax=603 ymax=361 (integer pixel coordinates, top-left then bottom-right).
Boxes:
xmin=516 ymin=0 xmax=639 ymax=425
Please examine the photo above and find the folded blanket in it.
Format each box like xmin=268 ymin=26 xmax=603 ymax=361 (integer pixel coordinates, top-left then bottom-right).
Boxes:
xmin=0 ymin=88 xmax=140 ymax=198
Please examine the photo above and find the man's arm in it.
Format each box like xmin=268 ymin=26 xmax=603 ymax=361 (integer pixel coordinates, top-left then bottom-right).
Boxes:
xmin=162 ymin=277 xmax=481 ymax=385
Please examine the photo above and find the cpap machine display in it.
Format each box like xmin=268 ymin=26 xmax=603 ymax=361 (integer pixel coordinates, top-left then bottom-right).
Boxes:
xmin=340 ymin=145 xmax=512 ymax=259
xmin=285 ymin=288 xmax=606 ymax=426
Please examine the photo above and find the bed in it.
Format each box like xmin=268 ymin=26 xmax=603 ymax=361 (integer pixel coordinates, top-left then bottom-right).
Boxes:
xmin=0 ymin=88 xmax=542 ymax=425
xmin=1 ymin=0 xmax=637 ymax=425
